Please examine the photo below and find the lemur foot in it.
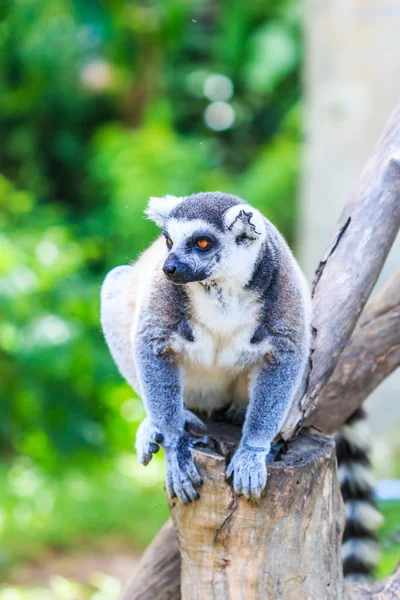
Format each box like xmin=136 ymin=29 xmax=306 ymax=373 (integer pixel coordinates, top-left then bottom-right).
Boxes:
xmin=183 ymin=408 xmax=208 ymax=436
xmin=226 ymin=443 xmax=270 ymax=502
xmin=135 ymin=412 xmax=207 ymax=467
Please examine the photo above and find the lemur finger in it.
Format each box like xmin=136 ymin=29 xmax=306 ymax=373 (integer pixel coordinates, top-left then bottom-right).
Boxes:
xmin=241 ymin=476 xmax=251 ymax=500
xmin=250 ymin=474 xmax=262 ymax=503
xmin=142 ymin=452 xmax=153 ymax=466
xmin=186 ymin=460 xmax=203 ymax=487
xmin=149 ymin=442 xmax=160 ymax=454
xmin=165 ymin=472 xmax=176 ymax=499
xmin=225 ymin=460 xmax=234 ymax=479
xmin=180 ymin=476 xmax=200 ymax=502
xmin=173 ymin=479 xmax=191 ymax=504
xmin=233 ymin=473 xmax=243 ymax=496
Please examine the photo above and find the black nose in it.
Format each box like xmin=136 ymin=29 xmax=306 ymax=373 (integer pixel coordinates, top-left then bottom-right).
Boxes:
xmin=163 ymin=264 xmax=177 ymax=276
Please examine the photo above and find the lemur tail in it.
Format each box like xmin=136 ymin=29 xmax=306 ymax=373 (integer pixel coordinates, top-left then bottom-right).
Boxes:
xmin=335 ymin=408 xmax=383 ymax=581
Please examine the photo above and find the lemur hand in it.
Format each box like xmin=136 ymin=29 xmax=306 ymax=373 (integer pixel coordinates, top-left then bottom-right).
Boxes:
xmin=226 ymin=442 xmax=270 ymax=502
xmin=164 ymin=431 xmax=207 ymax=503
xmin=135 ymin=410 xmax=207 ymax=467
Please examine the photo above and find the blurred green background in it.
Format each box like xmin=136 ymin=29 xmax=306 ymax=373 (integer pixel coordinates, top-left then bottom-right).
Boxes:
xmin=0 ymin=1 xmax=398 ymax=598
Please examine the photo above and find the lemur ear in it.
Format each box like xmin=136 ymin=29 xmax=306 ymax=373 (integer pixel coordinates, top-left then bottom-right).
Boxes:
xmin=225 ymin=205 xmax=264 ymax=246
xmin=145 ymin=195 xmax=185 ymax=227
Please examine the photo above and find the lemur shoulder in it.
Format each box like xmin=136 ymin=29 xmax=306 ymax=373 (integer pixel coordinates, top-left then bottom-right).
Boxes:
xmin=101 ymin=192 xmax=311 ymax=503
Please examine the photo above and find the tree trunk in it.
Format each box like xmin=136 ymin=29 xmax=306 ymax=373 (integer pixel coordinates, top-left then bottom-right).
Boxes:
xmin=169 ymin=426 xmax=344 ymax=600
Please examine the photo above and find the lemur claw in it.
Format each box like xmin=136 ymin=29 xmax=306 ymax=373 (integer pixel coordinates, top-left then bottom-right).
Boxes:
xmin=226 ymin=444 xmax=269 ymax=502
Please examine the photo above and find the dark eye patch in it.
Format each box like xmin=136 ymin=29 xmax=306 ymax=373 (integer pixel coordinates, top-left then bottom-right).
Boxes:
xmin=185 ymin=231 xmax=217 ymax=250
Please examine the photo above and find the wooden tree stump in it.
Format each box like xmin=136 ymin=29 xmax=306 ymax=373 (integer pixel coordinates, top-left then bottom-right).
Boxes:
xmin=167 ymin=423 xmax=345 ymax=600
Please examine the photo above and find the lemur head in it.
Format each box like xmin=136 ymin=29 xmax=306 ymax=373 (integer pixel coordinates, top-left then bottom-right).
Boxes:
xmin=145 ymin=192 xmax=266 ymax=285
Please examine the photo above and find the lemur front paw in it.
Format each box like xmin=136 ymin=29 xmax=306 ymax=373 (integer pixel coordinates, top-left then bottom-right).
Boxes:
xmin=226 ymin=443 xmax=270 ymax=502
xmin=164 ymin=432 xmax=206 ymax=504
xmin=135 ymin=412 xmax=207 ymax=467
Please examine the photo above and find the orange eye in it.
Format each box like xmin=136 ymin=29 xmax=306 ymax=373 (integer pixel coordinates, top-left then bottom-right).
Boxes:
xmin=196 ymin=239 xmax=210 ymax=249
xmin=166 ymin=237 xmax=173 ymax=247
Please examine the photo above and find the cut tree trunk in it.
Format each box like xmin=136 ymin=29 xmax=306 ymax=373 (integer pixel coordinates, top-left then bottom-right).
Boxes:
xmin=123 ymin=424 xmax=345 ymax=600
xmin=169 ymin=426 xmax=344 ymax=600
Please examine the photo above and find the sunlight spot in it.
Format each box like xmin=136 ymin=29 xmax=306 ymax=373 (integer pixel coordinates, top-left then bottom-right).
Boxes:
xmin=35 ymin=240 xmax=60 ymax=266
xmin=204 ymin=74 xmax=233 ymax=102
xmin=120 ymin=399 xmax=145 ymax=422
xmin=204 ymin=102 xmax=235 ymax=131
xmin=28 ymin=315 xmax=72 ymax=346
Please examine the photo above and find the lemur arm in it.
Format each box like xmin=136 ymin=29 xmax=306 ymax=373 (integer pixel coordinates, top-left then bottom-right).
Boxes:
xmin=227 ymin=257 xmax=310 ymax=501
xmin=243 ymin=342 xmax=306 ymax=449
xmin=134 ymin=336 xmax=185 ymax=433
xmin=227 ymin=341 xmax=307 ymax=501
xmin=101 ymin=266 xmax=204 ymax=503
xmin=134 ymin=333 xmax=205 ymax=503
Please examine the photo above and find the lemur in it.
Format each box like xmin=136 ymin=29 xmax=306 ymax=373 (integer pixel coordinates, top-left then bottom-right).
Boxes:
xmin=101 ymin=192 xmax=381 ymax=578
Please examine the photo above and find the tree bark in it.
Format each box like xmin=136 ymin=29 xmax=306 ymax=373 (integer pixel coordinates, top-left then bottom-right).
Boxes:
xmin=346 ymin=564 xmax=400 ymax=600
xmin=281 ymin=102 xmax=400 ymax=440
xmin=309 ymin=269 xmax=400 ymax=434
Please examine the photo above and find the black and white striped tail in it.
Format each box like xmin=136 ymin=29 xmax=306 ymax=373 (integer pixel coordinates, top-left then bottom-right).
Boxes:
xmin=335 ymin=408 xmax=383 ymax=582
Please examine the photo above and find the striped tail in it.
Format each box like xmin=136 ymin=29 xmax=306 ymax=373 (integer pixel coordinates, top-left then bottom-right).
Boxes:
xmin=335 ymin=408 xmax=384 ymax=581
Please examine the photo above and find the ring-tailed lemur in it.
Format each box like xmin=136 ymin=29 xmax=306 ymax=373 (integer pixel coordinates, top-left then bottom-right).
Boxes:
xmin=101 ymin=191 xmax=382 ymax=579
xmin=101 ymin=192 xmax=311 ymax=503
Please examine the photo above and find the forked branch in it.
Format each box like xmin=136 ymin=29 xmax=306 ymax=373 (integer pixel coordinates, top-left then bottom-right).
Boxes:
xmin=281 ymin=102 xmax=400 ymax=439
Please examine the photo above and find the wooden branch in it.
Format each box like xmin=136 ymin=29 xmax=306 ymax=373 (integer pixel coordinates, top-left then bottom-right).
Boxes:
xmin=346 ymin=564 xmax=400 ymax=600
xmin=281 ymin=102 xmax=400 ymax=440
xmin=120 ymin=519 xmax=180 ymax=600
xmin=309 ymin=270 xmax=400 ymax=433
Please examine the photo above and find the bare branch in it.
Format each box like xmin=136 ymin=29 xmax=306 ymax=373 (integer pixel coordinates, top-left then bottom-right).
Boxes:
xmin=120 ymin=519 xmax=180 ymax=600
xmin=309 ymin=270 xmax=400 ymax=433
xmin=282 ymin=103 xmax=400 ymax=439
xmin=346 ymin=563 xmax=400 ymax=600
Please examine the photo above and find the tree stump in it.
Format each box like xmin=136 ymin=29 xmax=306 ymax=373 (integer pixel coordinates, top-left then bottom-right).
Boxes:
xmin=167 ymin=423 xmax=345 ymax=600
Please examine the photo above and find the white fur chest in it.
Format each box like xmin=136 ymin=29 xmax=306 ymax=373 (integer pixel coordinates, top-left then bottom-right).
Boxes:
xmin=172 ymin=282 xmax=270 ymax=371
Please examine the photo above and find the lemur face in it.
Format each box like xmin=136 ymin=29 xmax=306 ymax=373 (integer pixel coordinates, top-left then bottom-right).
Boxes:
xmin=145 ymin=192 xmax=266 ymax=285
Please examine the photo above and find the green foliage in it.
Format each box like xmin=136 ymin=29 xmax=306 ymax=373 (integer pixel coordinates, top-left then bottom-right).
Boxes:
xmin=0 ymin=0 xmax=304 ymax=571
xmin=0 ymin=454 xmax=168 ymax=573
xmin=377 ymin=501 xmax=400 ymax=579
xmin=0 ymin=0 xmax=302 ymax=467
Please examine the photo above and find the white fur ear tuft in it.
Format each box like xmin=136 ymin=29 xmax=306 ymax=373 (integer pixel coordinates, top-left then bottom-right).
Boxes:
xmin=144 ymin=195 xmax=185 ymax=227
xmin=225 ymin=204 xmax=265 ymax=245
